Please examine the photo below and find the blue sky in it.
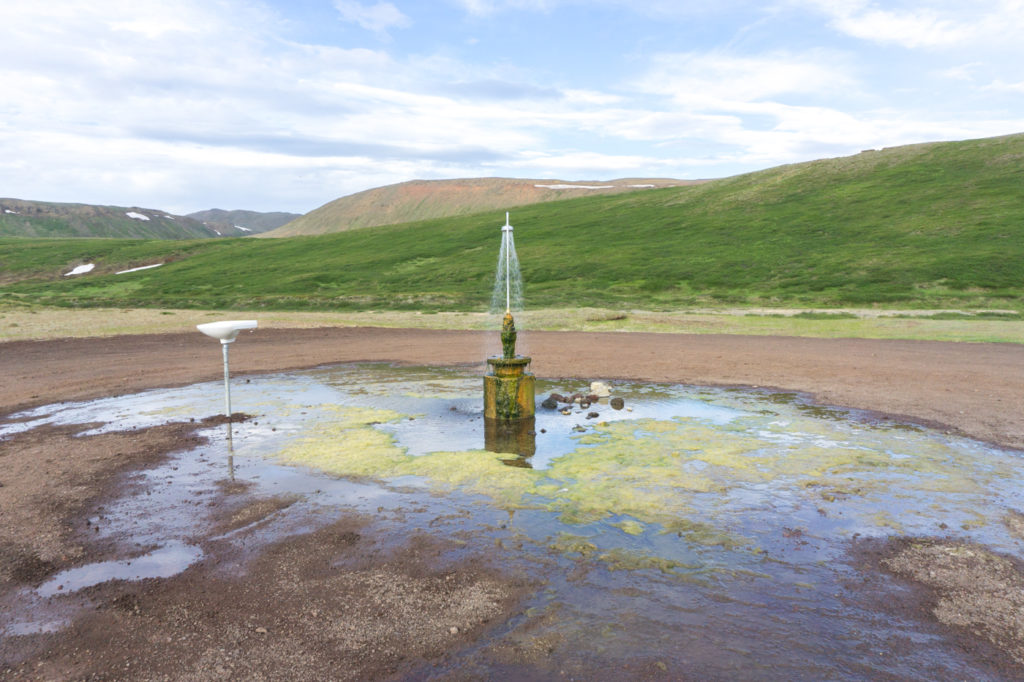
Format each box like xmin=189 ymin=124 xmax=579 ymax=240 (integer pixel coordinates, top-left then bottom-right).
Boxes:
xmin=1 ymin=0 xmax=1022 ymax=214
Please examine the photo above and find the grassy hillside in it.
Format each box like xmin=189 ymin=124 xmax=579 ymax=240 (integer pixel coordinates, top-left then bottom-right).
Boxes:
xmin=187 ymin=209 xmax=301 ymax=235
xmin=0 ymin=199 xmax=219 ymax=239
xmin=1 ymin=133 xmax=1022 ymax=312
xmin=263 ymin=177 xmax=692 ymax=237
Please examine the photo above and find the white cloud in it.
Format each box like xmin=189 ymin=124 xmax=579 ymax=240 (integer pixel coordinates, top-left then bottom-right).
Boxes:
xmin=941 ymin=62 xmax=984 ymax=81
xmin=451 ymin=0 xmax=554 ymax=15
xmin=510 ymin=150 xmax=674 ymax=177
xmin=0 ymin=0 xmax=1021 ymax=214
xmin=982 ymin=79 xmax=1024 ymax=93
xmin=450 ymin=0 xmax=750 ymax=18
xmin=830 ymin=4 xmax=965 ymax=47
xmin=333 ymin=1 xmax=411 ymax=36
xmin=635 ymin=51 xmax=855 ymax=105
xmin=804 ymin=0 xmax=1024 ymax=49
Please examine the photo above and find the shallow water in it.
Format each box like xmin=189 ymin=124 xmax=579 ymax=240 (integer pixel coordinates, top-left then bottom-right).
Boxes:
xmin=3 ymin=363 xmax=1023 ymax=678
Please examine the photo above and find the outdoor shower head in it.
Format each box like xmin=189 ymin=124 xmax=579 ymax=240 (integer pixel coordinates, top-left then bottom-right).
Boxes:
xmin=196 ymin=320 xmax=258 ymax=344
xmin=197 ymin=320 xmax=258 ymax=418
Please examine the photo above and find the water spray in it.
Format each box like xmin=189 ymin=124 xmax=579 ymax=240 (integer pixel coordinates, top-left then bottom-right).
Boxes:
xmin=502 ymin=212 xmax=513 ymax=314
xmin=485 ymin=213 xmax=535 ymax=424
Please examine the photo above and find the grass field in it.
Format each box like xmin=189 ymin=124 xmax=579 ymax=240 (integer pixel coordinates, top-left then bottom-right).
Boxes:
xmin=1 ymin=134 xmax=1022 ymax=316
xmin=3 ymin=305 xmax=1022 ymax=344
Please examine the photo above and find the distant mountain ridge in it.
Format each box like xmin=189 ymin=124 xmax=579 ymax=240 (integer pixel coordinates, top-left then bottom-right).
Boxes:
xmin=0 ymin=199 xmax=218 ymax=239
xmin=0 ymin=200 xmax=301 ymax=239
xmin=261 ymin=177 xmax=698 ymax=237
xmin=186 ymin=208 xmax=301 ymax=235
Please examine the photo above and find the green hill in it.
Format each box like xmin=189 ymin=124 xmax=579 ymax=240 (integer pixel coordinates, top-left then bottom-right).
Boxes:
xmin=262 ymin=177 xmax=693 ymax=237
xmin=2 ymin=133 xmax=1022 ymax=312
xmin=0 ymin=199 xmax=220 ymax=239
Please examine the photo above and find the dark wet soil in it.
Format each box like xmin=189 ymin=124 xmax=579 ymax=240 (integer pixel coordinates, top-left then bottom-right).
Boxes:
xmin=8 ymin=520 xmax=531 ymax=681
xmin=850 ymin=535 xmax=1024 ymax=678
xmin=0 ymin=417 xmax=536 ymax=680
xmin=0 ymin=420 xmax=210 ymax=588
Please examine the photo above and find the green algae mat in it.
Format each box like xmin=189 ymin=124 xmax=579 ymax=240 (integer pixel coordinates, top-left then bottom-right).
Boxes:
xmin=256 ymin=364 xmax=1024 ymax=570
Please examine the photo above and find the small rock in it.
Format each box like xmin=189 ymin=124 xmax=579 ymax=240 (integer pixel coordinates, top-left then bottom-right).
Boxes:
xmin=550 ymin=393 xmax=567 ymax=403
xmin=610 ymin=397 xmax=625 ymax=410
xmin=541 ymin=396 xmax=558 ymax=409
xmin=540 ymin=428 xmax=546 ymax=433
xmin=572 ymin=425 xmax=586 ymax=432
xmin=579 ymin=401 xmax=590 ymax=409
xmin=586 ymin=412 xmax=599 ymax=419
xmin=255 ymin=627 xmax=268 ymax=634
xmin=449 ymin=626 xmax=459 ymax=635
xmin=560 ymin=408 xmax=572 ymax=416
xmin=590 ymin=382 xmax=611 ymax=397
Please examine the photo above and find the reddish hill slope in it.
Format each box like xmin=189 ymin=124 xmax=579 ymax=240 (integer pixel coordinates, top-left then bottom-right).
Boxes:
xmin=262 ymin=177 xmax=697 ymax=237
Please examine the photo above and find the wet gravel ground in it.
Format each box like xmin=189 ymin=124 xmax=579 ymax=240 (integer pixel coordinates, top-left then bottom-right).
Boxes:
xmin=0 ymin=416 xmax=536 ymax=680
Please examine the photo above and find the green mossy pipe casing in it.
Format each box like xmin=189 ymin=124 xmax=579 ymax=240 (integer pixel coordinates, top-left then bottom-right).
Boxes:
xmin=484 ymin=355 xmax=535 ymax=420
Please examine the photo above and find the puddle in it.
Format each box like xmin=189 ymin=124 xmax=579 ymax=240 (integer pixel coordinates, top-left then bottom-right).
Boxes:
xmin=3 ymin=363 xmax=1024 ymax=678
xmin=36 ymin=541 xmax=203 ymax=598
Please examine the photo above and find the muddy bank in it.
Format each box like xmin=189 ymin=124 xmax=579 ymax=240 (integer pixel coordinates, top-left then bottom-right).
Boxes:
xmin=0 ymin=420 xmax=221 ymax=589
xmin=2 ymin=327 xmax=1024 ymax=450
xmin=0 ymin=416 xmax=535 ymax=679
xmin=852 ymin=533 xmax=1024 ymax=678
xmin=8 ymin=518 xmax=531 ymax=680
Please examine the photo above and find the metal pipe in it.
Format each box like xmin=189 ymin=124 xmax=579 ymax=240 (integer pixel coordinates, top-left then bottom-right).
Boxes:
xmin=222 ymin=342 xmax=232 ymax=418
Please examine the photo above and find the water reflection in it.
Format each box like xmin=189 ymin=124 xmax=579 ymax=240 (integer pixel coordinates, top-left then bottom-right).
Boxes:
xmin=225 ymin=421 xmax=236 ymax=481
xmin=484 ymin=416 xmax=536 ymax=465
xmin=498 ymin=454 xmax=532 ymax=468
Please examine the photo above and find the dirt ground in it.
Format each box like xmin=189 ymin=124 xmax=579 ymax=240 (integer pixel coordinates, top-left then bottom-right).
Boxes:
xmin=3 ymin=327 xmax=1024 ymax=679
xmin=3 ymin=327 xmax=1024 ymax=450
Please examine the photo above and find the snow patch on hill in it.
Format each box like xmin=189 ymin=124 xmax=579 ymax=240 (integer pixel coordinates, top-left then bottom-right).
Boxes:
xmin=116 ymin=263 xmax=163 ymax=275
xmin=64 ymin=263 xmax=95 ymax=276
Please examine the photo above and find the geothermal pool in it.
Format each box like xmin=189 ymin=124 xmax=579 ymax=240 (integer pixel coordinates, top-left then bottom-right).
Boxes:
xmin=3 ymin=363 xmax=1023 ymax=678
